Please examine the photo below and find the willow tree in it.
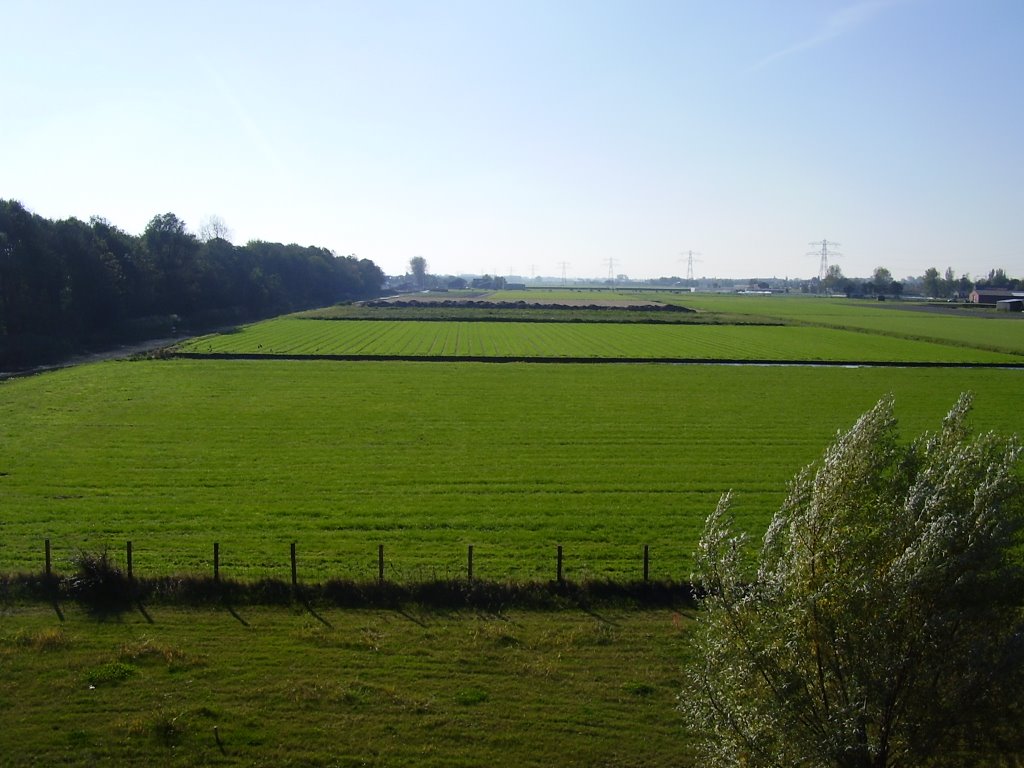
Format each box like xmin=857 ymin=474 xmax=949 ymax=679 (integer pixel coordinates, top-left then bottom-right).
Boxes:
xmin=683 ymin=394 xmax=1024 ymax=768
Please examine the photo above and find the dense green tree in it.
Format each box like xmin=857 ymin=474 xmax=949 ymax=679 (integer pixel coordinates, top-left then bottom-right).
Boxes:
xmin=922 ymin=267 xmax=941 ymax=298
xmin=683 ymin=394 xmax=1024 ymax=768
xmin=943 ymin=266 xmax=957 ymax=297
xmin=956 ymin=273 xmax=974 ymax=296
xmin=871 ymin=266 xmax=893 ymax=295
xmin=822 ymin=264 xmax=845 ymax=293
xmin=0 ymin=200 xmax=63 ymax=336
xmin=409 ymin=255 xmax=427 ymax=288
xmin=143 ymin=212 xmax=201 ymax=315
xmin=977 ymin=268 xmax=1016 ymax=291
xmin=1 ymin=200 xmax=385 ymax=368
xmin=54 ymin=217 xmax=123 ymax=333
xmin=89 ymin=216 xmax=153 ymax=317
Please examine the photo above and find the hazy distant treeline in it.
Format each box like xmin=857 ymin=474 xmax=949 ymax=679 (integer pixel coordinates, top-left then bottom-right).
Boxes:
xmin=0 ymin=200 xmax=385 ymax=368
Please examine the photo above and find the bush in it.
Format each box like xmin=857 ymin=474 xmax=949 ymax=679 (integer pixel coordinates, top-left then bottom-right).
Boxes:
xmin=683 ymin=394 xmax=1024 ymax=767
xmin=66 ymin=549 xmax=134 ymax=610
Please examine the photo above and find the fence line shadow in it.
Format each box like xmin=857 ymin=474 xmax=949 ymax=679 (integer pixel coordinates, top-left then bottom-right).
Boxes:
xmin=223 ymin=601 xmax=250 ymax=627
xmin=300 ymin=597 xmax=332 ymax=628
xmin=136 ymin=600 xmax=154 ymax=624
xmin=394 ymin=608 xmax=429 ymax=628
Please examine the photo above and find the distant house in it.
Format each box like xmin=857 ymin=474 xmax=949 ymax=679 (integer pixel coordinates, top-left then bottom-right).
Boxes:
xmin=996 ymin=299 xmax=1024 ymax=312
xmin=969 ymin=289 xmax=1020 ymax=304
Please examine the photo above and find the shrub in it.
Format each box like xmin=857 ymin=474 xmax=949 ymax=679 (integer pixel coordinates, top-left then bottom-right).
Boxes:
xmin=683 ymin=394 xmax=1024 ymax=767
xmin=66 ymin=549 xmax=134 ymax=609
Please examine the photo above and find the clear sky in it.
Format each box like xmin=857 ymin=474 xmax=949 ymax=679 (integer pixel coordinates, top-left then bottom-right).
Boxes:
xmin=2 ymin=1 xmax=1021 ymax=281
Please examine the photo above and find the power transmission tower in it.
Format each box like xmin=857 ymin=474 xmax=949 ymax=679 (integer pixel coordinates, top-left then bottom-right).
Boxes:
xmin=680 ymin=250 xmax=702 ymax=281
xmin=603 ymin=257 xmax=618 ymax=285
xmin=808 ymin=240 xmax=841 ymax=282
xmin=558 ymin=261 xmax=570 ymax=287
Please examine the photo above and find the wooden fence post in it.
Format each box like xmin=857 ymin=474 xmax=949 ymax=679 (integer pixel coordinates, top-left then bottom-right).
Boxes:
xmin=378 ymin=544 xmax=385 ymax=583
xmin=290 ymin=542 xmax=297 ymax=587
xmin=213 ymin=542 xmax=220 ymax=582
xmin=467 ymin=545 xmax=474 ymax=583
xmin=45 ymin=538 xmax=51 ymax=577
xmin=127 ymin=540 xmax=133 ymax=580
xmin=643 ymin=544 xmax=649 ymax=582
xmin=556 ymin=545 xmax=563 ymax=583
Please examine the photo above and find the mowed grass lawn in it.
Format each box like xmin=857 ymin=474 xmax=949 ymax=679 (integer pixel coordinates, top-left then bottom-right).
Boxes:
xmin=177 ymin=317 xmax=1024 ymax=363
xmin=0 ymin=605 xmax=693 ymax=767
xmin=2 ymin=359 xmax=1022 ymax=580
xmin=663 ymin=293 xmax=1024 ymax=356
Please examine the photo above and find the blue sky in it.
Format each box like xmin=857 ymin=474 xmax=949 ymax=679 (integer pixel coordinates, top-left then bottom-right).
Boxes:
xmin=2 ymin=1 xmax=1021 ymax=280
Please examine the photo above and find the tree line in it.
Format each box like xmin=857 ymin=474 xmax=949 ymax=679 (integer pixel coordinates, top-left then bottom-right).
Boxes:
xmin=822 ymin=264 xmax=1020 ymax=298
xmin=0 ymin=200 xmax=385 ymax=368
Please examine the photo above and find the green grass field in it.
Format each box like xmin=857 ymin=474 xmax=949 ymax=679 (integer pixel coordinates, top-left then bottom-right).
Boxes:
xmin=2 ymin=359 xmax=1022 ymax=581
xmin=4 ymin=293 xmax=1024 ymax=765
xmin=177 ymin=317 xmax=1024 ymax=363
xmin=663 ymin=293 xmax=1024 ymax=355
xmin=0 ymin=604 xmax=693 ymax=767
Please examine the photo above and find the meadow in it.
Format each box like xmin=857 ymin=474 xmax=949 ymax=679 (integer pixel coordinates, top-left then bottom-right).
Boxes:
xmin=0 ymin=604 xmax=693 ymax=767
xmin=490 ymin=289 xmax=1024 ymax=355
xmin=2 ymin=359 xmax=1022 ymax=581
xmin=3 ymin=291 xmax=1024 ymax=766
xmin=657 ymin=292 xmax=1024 ymax=355
xmin=177 ymin=317 xmax=1023 ymax=363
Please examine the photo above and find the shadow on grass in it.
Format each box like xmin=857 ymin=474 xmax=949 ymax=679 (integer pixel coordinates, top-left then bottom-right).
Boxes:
xmin=297 ymin=594 xmax=333 ymax=628
xmin=394 ymin=608 xmax=429 ymax=628
xmin=136 ymin=600 xmax=154 ymax=624
xmin=1 ymin=568 xmax=698 ymax=615
xmin=581 ymin=607 xmax=621 ymax=626
xmin=223 ymin=601 xmax=250 ymax=627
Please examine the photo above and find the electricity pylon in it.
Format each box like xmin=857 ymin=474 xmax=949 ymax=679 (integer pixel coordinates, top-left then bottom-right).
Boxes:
xmin=680 ymin=250 xmax=702 ymax=281
xmin=808 ymin=240 xmax=841 ymax=282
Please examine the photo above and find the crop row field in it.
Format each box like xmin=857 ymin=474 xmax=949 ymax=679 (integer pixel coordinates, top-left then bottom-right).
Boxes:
xmin=2 ymin=359 xmax=1021 ymax=581
xmin=175 ymin=317 xmax=1024 ymax=363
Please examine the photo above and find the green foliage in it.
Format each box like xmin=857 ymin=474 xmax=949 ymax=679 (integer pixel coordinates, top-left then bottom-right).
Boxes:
xmin=0 ymin=200 xmax=385 ymax=368
xmin=408 ymin=255 xmax=427 ymax=288
xmin=85 ymin=661 xmax=139 ymax=687
xmin=683 ymin=394 xmax=1024 ymax=767
xmin=66 ymin=549 xmax=134 ymax=610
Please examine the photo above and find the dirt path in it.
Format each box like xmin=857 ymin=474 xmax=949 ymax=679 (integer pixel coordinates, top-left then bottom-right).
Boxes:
xmin=0 ymin=336 xmax=181 ymax=381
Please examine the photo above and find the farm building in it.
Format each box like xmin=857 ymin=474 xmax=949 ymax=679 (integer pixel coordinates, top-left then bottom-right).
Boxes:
xmin=996 ymin=299 xmax=1024 ymax=312
xmin=969 ymin=289 xmax=1022 ymax=304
